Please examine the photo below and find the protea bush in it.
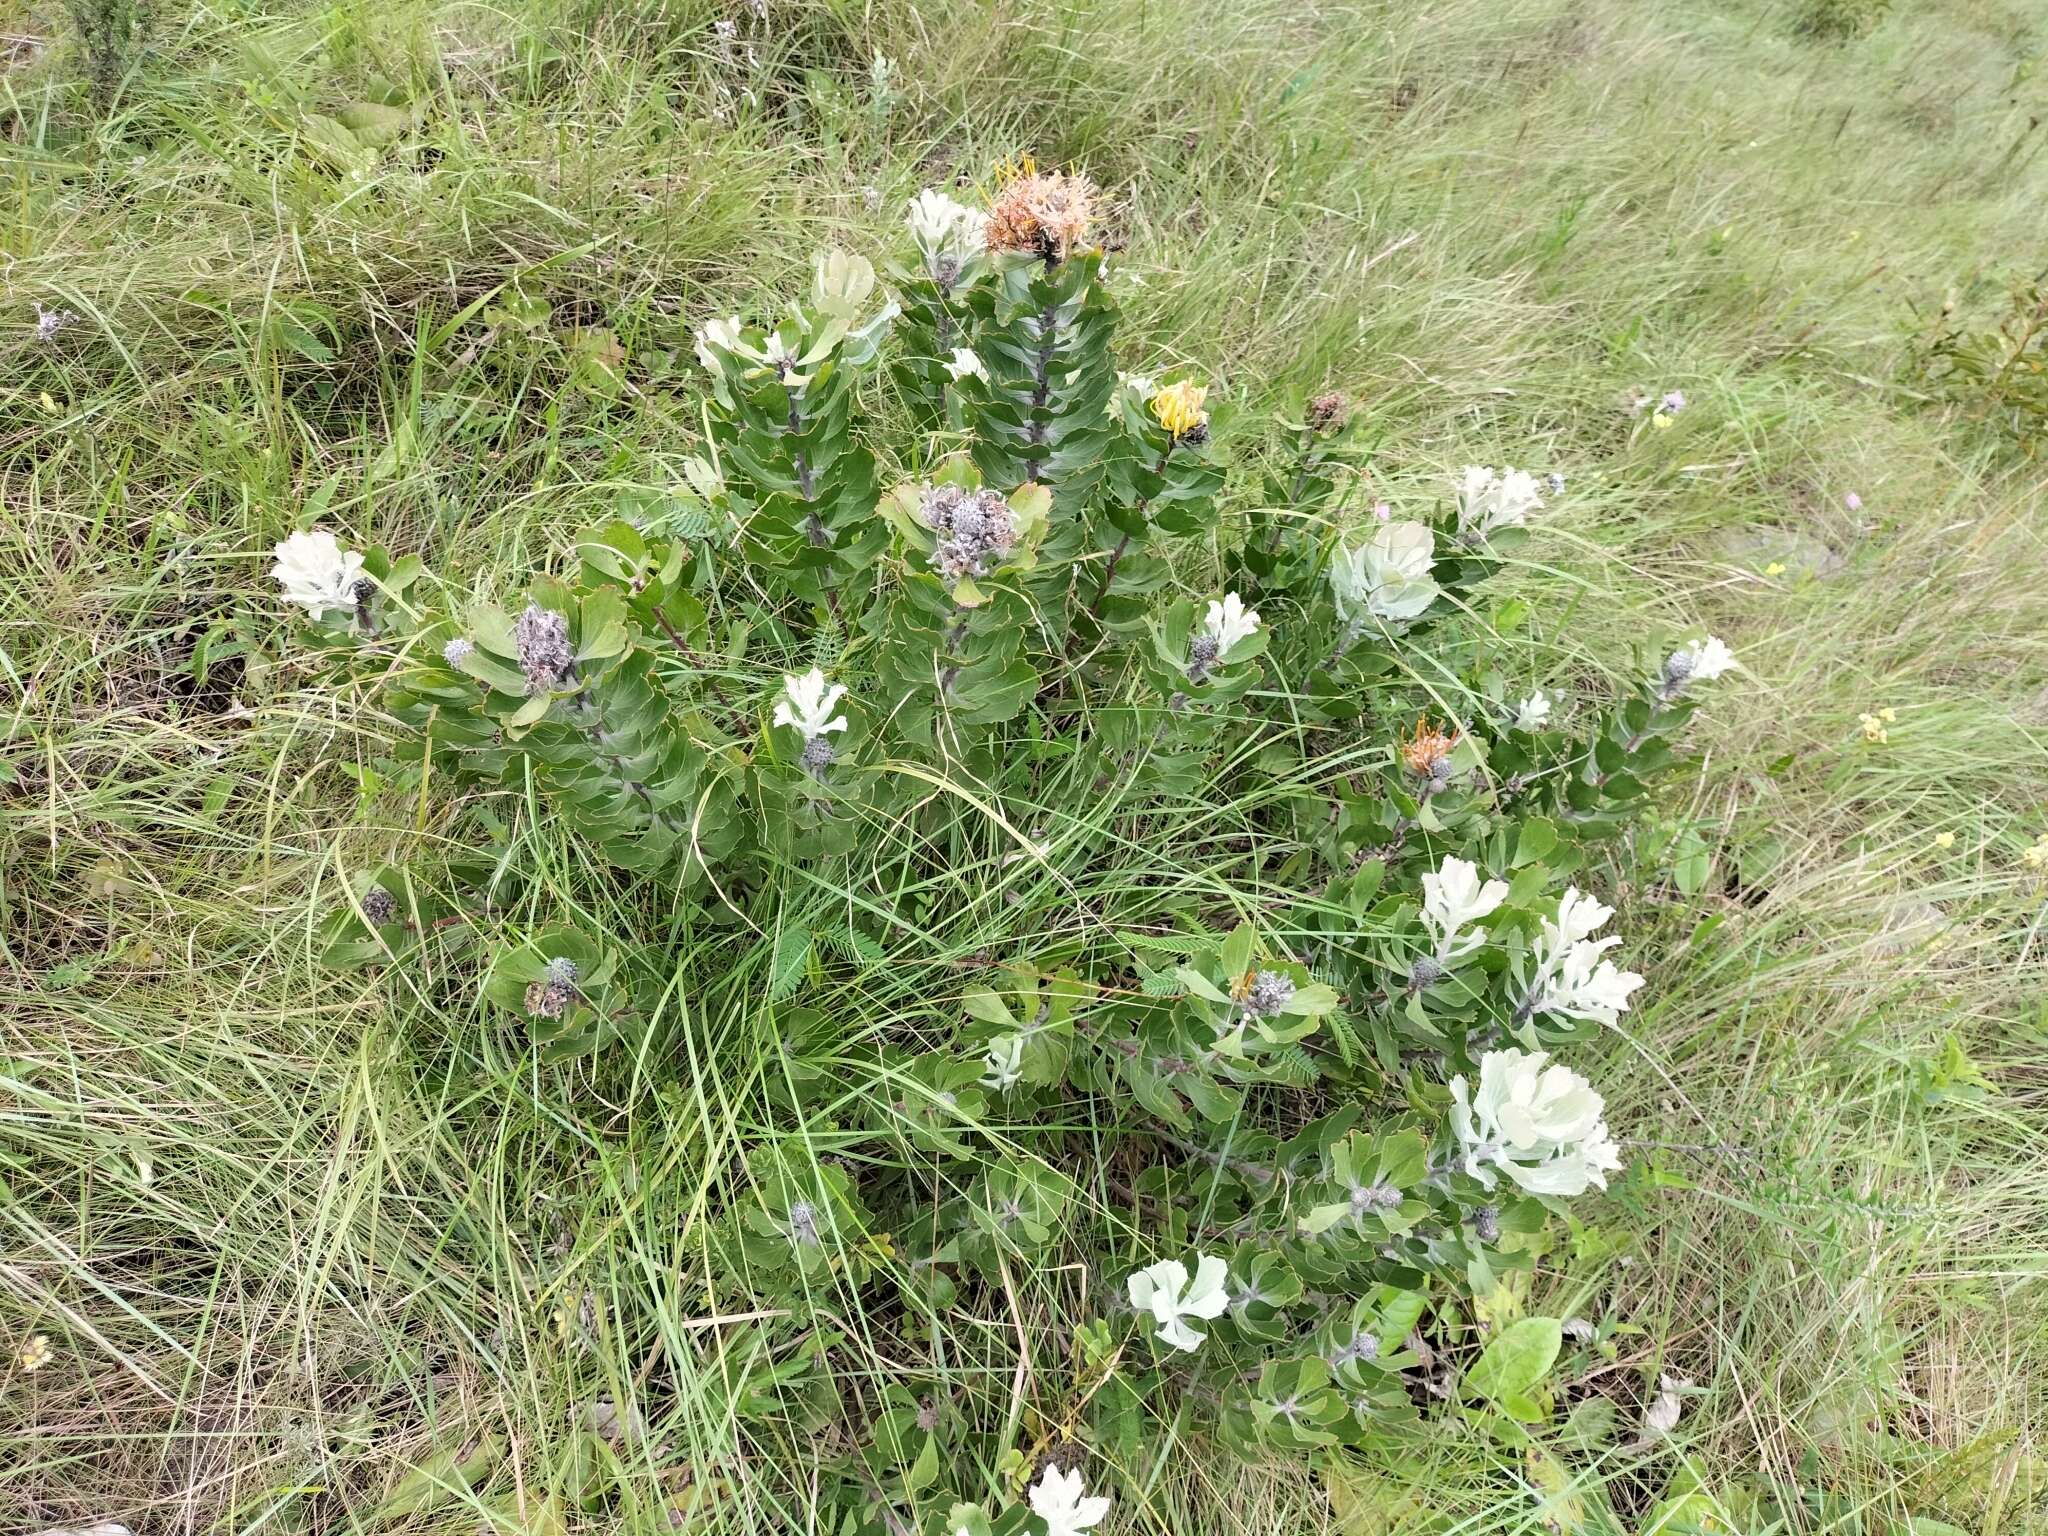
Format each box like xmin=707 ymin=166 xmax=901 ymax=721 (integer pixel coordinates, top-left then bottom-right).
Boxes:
xmin=282 ymin=160 xmax=1734 ymax=1534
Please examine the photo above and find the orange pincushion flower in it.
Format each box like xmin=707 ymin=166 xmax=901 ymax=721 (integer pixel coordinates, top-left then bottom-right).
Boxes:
xmin=985 ymin=158 xmax=1098 ymax=262
xmin=1400 ymin=717 xmax=1460 ymax=778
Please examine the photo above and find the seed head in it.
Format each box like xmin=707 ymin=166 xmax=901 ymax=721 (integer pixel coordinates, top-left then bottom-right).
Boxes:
xmin=1307 ymin=391 xmax=1349 ymax=433
xmin=514 ymin=604 xmax=574 ymax=694
xmin=524 ymin=977 xmax=577 ymax=1020
xmin=360 ymin=887 xmax=398 ymax=926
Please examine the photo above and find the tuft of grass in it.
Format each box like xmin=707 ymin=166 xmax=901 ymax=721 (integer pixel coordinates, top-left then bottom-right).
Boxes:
xmin=3 ymin=0 xmax=2045 ymax=1531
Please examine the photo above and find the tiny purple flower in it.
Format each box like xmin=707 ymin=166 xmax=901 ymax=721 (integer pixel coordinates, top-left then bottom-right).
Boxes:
xmin=1844 ymin=491 xmax=1862 ymax=512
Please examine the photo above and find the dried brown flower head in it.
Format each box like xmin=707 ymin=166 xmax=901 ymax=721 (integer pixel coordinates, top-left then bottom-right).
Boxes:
xmin=1307 ymin=391 xmax=1350 ymax=433
xmin=1399 ymin=716 xmax=1460 ymax=779
xmin=985 ymin=159 xmax=1098 ymax=262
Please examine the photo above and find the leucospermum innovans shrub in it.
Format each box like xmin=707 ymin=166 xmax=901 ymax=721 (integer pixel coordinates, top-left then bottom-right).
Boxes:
xmin=279 ymin=162 xmax=1737 ymax=1532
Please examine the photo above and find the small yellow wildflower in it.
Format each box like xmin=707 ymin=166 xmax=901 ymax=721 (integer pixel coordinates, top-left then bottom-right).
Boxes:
xmin=1650 ymin=412 xmax=1673 ymax=430
xmin=1763 ymin=561 xmax=1787 ymax=577
xmin=1933 ymin=831 xmax=1955 ymax=850
xmin=2024 ymin=835 xmax=2048 ymax=872
xmin=1877 ymin=706 xmax=1897 ymax=723
xmin=1858 ymin=712 xmax=1888 ymax=744
xmin=1150 ymin=380 xmax=1209 ymax=439
xmin=18 ymin=1333 xmax=52 ymax=1372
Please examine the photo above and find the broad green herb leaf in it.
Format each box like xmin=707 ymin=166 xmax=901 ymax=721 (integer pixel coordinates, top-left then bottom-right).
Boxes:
xmin=1465 ymin=1317 xmax=1563 ymax=1421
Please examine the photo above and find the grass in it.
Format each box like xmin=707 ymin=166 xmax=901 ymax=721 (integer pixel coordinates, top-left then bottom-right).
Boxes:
xmin=3 ymin=0 xmax=2047 ymax=1531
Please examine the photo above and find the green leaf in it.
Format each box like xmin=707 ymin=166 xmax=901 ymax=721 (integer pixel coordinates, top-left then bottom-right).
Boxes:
xmin=769 ymin=925 xmax=812 ymax=1000
xmin=1220 ymin=921 xmax=1256 ymax=981
xmin=1465 ymin=1317 xmax=1563 ymax=1416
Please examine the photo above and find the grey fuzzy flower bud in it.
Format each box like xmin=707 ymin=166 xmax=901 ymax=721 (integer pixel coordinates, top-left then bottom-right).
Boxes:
xmin=800 ymin=735 xmax=836 ymax=775
xmin=442 ymin=638 xmax=475 ymax=666
xmin=1328 ymin=1330 xmax=1380 ymax=1367
xmin=1546 ymin=472 xmax=1566 ymax=495
xmin=1408 ymin=956 xmax=1446 ymax=991
xmin=1241 ymin=969 xmax=1296 ymax=1019
xmin=514 ymin=603 xmax=574 ymax=694
xmin=1187 ymin=632 xmax=1220 ymax=683
xmin=543 ymin=956 xmax=581 ymax=987
xmin=1472 ymin=1204 xmax=1500 ymax=1243
xmin=786 ymin=1199 xmax=822 ymax=1248
xmin=360 ymin=887 xmax=397 ymax=926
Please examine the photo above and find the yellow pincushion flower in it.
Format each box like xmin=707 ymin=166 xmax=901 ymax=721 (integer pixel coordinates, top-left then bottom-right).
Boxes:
xmin=2024 ymin=835 xmax=2048 ymax=872
xmin=18 ymin=1333 xmax=53 ymax=1372
xmin=1859 ymin=712 xmax=1888 ymax=744
xmin=1932 ymin=831 xmax=1955 ymax=850
xmin=1150 ymin=380 xmax=1209 ymax=439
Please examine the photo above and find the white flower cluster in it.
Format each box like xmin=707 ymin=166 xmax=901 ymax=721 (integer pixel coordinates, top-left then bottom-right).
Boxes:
xmin=773 ymin=669 xmax=848 ymax=742
xmin=1127 ymin=1251 xmax=1230 ymax=1351
xmin=1525 ymin=886 xmax=1645 ymax=1027
xmin=1420 ymin=855 xmax=1508 ymax=962
xmin=1329 ymin=520 xmax=1439 ymax=623
xmin=1451 ymin=1047 xmax=1622 ymax=1195
xmin=1413 ymin=861 xmax=1634 ymax=1194
xmin=1455 ymin=465 xmax=1544 ymax=541
xmin=1661 ymin=635 xmax=1737 ymax=694
xmin=1028 ymin=1465 xmax=1111 ymax=1536
xmin=271 ymin=529 xmax=365 ymax=620
xmin=906 ymin=187 xmax=988 ymax=282
xmin=1202 ymin=592 xmax=1261 ymax=653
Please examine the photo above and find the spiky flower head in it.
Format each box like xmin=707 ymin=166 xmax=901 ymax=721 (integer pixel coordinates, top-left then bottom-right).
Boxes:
xmin=923 ymin=485 xmax=1016 ymax=581
xmin=514 ymin=603 xmax=574 ymax=694
xmin=1400 ymin=716 xmax=1460 ymax=779
xmin=442 ymin=637 xmax=475 ymax=667
xmin=800 ymin=734 xmax=836 ymax=775
xmin=18 ymin=1333 xmax=53 ymax=1372
xmin=544 ymin=956 xmax=581 ymax=987
xmin=1232 ymin=968 xmax=1296 ymax=1020
xmin=985 ymin=159 xmax=1097 ymax=262
xmin=1149 ymin=380 xmax=1209 ymax=440
xmin=35 ymin=304 xmax=76 ymax=343
xmin=1307 ymin=391 xmax=1350 ymax=433
xmin=360 ymin=887 xmax=398 ymax=926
